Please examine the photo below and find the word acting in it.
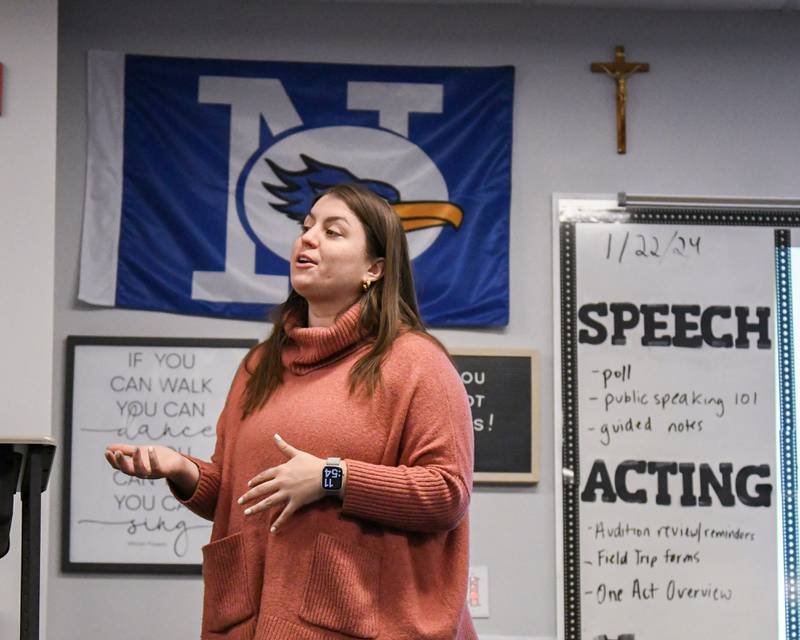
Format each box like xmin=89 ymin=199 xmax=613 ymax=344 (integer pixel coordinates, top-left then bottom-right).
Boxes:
xmin=581 ymin=459 xmax=772 ymax=507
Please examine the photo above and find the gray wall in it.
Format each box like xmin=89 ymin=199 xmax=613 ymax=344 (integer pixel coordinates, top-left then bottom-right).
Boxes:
xmin=1 ymin=1 xmax=57 ymax=638
xmin=52 ymin=2 xmax=800 ymax=639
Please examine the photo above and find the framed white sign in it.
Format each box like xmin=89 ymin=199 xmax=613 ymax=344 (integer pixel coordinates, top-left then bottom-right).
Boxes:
xmin=554 ymin=196 xmax=798 ymax=640
xmin=62 ymin=336 xmax=255 ymax=573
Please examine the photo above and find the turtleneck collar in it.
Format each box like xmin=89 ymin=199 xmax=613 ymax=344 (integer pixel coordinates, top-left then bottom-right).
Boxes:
xmin=282 ymin=301 xmax=369 ymax=376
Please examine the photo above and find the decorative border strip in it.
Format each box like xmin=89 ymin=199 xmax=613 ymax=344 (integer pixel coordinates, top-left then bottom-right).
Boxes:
xmin=627 ymin=207 xmax=800 ymax=226
xmin=776 ymin=229 xmax=799 ymax=640
xmin=560 ymin=221 xmax=580 ymax=640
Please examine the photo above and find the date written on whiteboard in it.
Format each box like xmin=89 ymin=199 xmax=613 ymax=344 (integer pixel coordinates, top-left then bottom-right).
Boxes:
xmin=605 ymin=230 xmax=702 ymax=263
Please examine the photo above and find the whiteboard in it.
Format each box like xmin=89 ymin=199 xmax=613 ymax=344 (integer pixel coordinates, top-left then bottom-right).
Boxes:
xmin=63 ymin=337 xmax=254 ymax=573
xmin=554 ymin=196 xmax=799 ymax=640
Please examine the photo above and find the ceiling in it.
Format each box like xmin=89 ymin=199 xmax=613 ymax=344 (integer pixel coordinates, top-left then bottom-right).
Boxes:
xmin=532 ymin=0 xmax=800 ymax=9
xmin=329 ymin=0 xmax=800 ymax=11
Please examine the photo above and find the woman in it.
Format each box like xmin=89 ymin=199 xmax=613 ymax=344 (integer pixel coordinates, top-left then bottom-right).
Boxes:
xmin=105 ymin=183 xmax=477 ymax=640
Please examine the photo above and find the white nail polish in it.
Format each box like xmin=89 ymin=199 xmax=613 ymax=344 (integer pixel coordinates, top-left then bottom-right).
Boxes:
xmin=237 ymin=497 xmax=243 ymax=505
xmin=274 ymin=433 xmax=282 ymax=441
xmin=270 ymin=526 xmax=277 ymax=533
xmin=244 ymin=508 xmax=251 ymax=515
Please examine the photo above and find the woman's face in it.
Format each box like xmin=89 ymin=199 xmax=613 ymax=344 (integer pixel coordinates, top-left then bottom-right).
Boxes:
xmin=290 ymin=194 xmax=379 ymax=308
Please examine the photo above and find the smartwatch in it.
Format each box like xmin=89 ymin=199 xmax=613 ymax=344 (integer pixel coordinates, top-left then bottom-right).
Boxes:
xmin=322 ymin=457 xmax=344 ymax=493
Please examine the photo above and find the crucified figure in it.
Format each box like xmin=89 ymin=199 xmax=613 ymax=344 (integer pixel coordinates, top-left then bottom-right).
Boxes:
xmin=591 ymin=46 xmax=650 ymax=154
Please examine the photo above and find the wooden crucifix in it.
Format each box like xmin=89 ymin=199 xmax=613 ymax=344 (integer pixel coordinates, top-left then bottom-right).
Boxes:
xmin=591 ymin=46 xmax=649 ymax=154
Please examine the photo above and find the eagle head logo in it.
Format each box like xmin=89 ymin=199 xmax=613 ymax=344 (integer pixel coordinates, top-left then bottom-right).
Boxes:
xmin=263 ymin=154 xmax=464 ymax=233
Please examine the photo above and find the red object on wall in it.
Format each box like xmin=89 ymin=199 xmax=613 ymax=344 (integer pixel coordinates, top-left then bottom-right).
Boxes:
xmin=469 ymin=575 xmax=480 ymax=606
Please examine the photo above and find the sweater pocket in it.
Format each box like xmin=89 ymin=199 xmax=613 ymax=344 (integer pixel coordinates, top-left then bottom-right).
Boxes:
xmin=299 ymin=533 xmax=381 ymax=638
xmin=201 ymin=530 xmax=262 ymax=634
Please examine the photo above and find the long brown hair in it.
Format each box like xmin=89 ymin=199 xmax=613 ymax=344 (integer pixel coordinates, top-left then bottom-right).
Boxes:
xmin=240 ymin=183 xmax=448 ymax=417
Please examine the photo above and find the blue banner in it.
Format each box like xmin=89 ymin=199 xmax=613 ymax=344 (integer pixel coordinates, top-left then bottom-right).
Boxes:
xmin=80 ymin=52 xmax=513 ymax=326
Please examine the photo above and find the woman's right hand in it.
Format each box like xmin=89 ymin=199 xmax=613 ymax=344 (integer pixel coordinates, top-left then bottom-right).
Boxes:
xmin=104 ymin=443 xmax=189 ymax=481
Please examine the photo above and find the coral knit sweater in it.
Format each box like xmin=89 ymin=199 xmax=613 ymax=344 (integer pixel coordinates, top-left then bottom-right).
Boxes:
xmin=173 ymin=302 xmax=477 ymax=640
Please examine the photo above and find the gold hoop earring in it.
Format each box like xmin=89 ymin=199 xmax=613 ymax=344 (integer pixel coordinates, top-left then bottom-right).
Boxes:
xmin=362 ymin=280 xmax=372 ymax=292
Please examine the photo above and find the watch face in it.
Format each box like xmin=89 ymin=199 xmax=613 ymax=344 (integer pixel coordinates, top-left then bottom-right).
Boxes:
xmin=322 ymin=466 xmax=343 ymax=491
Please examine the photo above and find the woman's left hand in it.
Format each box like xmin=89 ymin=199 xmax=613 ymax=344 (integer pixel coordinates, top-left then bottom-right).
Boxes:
xmin=238 ymin=434 xmax=337 ymax=533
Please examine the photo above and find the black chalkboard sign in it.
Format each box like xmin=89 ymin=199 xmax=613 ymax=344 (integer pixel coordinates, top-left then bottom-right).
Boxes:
xmin=452 ymin=350 xmax=539 ymax=484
